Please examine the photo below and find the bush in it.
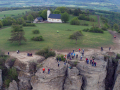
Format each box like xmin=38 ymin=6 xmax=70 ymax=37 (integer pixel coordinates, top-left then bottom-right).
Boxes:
xmin=70 ymin=17 xmax=80 ymax=25
xmin=36 ymin=47 xmax=56 ymax=59
xmin=83 ymin=28 xmax=89 ymax=32
xmin=89 ymin=27 xmax=104 ymax=33
xmin=32 ymin=30 xmax=40 ymax=34
xmin=22 ymin=23 xmax=35 ymax=26
xmin=4 ymin=79 xmax=11 ymax=87
xmin=56 ymin=55 xmax=66 ymax=62
xmin=102 ymin=27 xmax=107 ymax=31
xmin=8 ymin=67 xmax=18 ymax=81
xmin=116 ymin=54 xmax=120 ymax=59
xmin=118 ymin=30 xmax=120 ymax=33
xmin=31 ymin=36 xmax=44 ymax=41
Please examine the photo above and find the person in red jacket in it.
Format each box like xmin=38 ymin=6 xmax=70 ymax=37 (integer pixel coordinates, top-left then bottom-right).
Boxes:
xmin=114 ymin=36 xmax=116 ymax=38
xmin=42 ymin=68 xmax=45 ymax=73
xmin=79 ymin=48 xmax=81 ymax=52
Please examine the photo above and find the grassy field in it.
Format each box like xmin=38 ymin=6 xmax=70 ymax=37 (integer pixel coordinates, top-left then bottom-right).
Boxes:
xmin=0 ymin=9 xmax=31 ymax=20
xmin=0 ymin=23 xmax=113 ymax=51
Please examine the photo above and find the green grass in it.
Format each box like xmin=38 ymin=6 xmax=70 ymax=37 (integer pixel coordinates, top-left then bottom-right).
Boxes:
xmin=0 ymin=23 xmax=113 ymax=51
xmin=0 ymin=9 xmax=31 ymax=20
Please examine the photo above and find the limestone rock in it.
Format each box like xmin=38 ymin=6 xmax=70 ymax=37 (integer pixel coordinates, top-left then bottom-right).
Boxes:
xmin=113 ymin=74 xmax=120 ymax=90
xmin=64 ymin=67 xmax=82 ymax=90
xmin=31 ymin=57 xmax=67 ymax=90
xmin=5 ymin=57 xmax=16 ymax=69
xmin=14 ymin=60 xmax=27 ymax=72
xmin=8 ymin=80 xmax=18 ymax=90
xmin=113 ymin=60 xmax=120 ymax=90
xmin=0 ymin=69 xmax=2 ymax=89
xmin=18 ymin=71 xmax=32 ymax=90
xmin=76 ymin=59 xmax=107 ymax=90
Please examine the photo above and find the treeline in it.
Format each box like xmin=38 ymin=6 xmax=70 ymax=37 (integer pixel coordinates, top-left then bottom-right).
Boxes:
xmin=0 ymin=7 xmax=30 ymax=11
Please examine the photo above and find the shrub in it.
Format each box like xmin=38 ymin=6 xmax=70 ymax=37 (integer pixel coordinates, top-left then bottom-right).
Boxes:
xmin=56 ymin=55 xmax=66 ymax=62
xmin=89 ymin=27 xmax=104 ymax=33
xmin=31 ymin=36 xmax=44 ymax=41
xmin=70 ymin=17 xmax=80 ymax=25
xmin=22 ymin=23 xmax=35 ymax=26
xmin=118 ymin=30 xmax=120 ymax=33
xmin=116 ymin=54 xmax=120 ymax=59
xmin=36 ymin=47 xmax=56 ymax=59
xmin=32 ymin=30 xmax=40 ymax=34
xmin=4 ymin=79 xmax=11 ymax=87
xmin=8 ymin=67 xmax=18 ymax=81
xmin=83 ymin=28 xmax=89 ymax=32
xmin=74 ymin=61 xmax=78 ymax=66
xmin=102 ymin=27 xmax=107 ymax=31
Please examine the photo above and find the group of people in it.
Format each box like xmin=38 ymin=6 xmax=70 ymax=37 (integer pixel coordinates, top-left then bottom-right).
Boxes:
xmin=101 ymin=47 xmax=111 ymax=51
xmin=86 ymin=58 xmax=97 ymax=67
xmin=8 ymin=50 xmax=20 ymax=55
xmin=42 ymin=68 xmax=50 ymax=74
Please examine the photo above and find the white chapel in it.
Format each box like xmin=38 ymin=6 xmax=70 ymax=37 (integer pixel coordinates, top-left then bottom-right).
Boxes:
xmin=47 ymin=9 xmax=62 ymax=23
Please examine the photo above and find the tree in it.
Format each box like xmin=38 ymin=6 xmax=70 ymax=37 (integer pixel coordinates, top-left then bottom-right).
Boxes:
xmin=55 ymin=7 xmax=67 ymax=13
xmin=2 ymin=17 xmax=16 ymax=26
xmin=16 ymin=18 xmax=25 ymax=24
xmin=41 ymin=9 xmax=47 ymax=20
xmin=27 ymin=14 xmax=33 ymax=23
xmin=73 ymin=9 xmax=80 ymax=16
xmin=0 ymin=21 xmax=3 ymax=28
xmin=113 ymin=23 xmax=119 ymax=31
xmin=61 ymin=12 xmax=69 ymax=23
xmin=8 ymin=24 xmax=27 ymax=45
xmin=69 ymin=31 xmax=83 ymax=44
xmin=53 ymin=10 xmax=61 ymax=14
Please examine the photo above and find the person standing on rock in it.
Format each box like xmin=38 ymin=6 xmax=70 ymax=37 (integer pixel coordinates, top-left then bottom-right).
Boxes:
xmin=79 ymin=48 xmax=81 ymax=52
xmin=109 ymin=47 xmax=111 ymax=51
xmin=86 ymin=58 xmax=88 ymax=63
xmin=82 ymin=52 xmax=84 ymax=56
xmin=58 ymin=62 xmax=60 ymax=67
xmin=83 ymin=49 xmax=84 ymax=53
xmin=73 ymin=50 xmax=74 ymax=53
xmin=90 ymin=59 xmax=92 ymax=64
xmin=42 ymin=68 xmax=45 ymax=73
xmin=80 ymin=55 xmax=82 ymax=60
xmin=48 ymin=69 xmax=50 ymax=74
xmin=76 ymin=54 xmax=78 ymax=58
xmin=57 ymin=57 xmax=58 ymax=62
xmin=8 ymin=52 xmax=9 ymax=55
xmin=101 ymin=47 xmax=103 ymax=51
xmin=94 ymin=62 xmax=96 ymax=67
xmin=92 ymin=60 xmax=94 ymax=66
xmin=59 ymin=57 xmax=61 ymax=61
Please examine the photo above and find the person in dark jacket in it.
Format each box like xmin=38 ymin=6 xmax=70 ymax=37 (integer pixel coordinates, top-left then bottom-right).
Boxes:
xmin=94 ymin=62 xmax=96 ymax=67
xmin=48 ymin=69 xmax=50 ymax=74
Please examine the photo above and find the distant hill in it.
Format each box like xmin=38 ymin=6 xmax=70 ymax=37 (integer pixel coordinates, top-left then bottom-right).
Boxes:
xmin=0 ymin=0 xmax=120 ymax=11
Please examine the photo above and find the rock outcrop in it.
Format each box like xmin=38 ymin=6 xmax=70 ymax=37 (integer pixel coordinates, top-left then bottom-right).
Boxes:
xmin=76 ymin=59 xmax=107 ymax=90
xmin=64 ymin=67 xmax=82 ymax=90
xmin=0 ymin=69 xmax=2 ymax=89
xmin=113 ymin=60 xmax=120 ymax=90
xmin=31 ymin=57 xmax=67 ymax=90
xmin=18 ymin=71 xmax=32 ymax=90
xmin=8 ymin=80 xmax=18 ymax=90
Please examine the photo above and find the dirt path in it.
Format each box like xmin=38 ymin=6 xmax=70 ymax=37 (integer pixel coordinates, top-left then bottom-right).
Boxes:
xmin=108 ymin=30 xmax=120 ymax=49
